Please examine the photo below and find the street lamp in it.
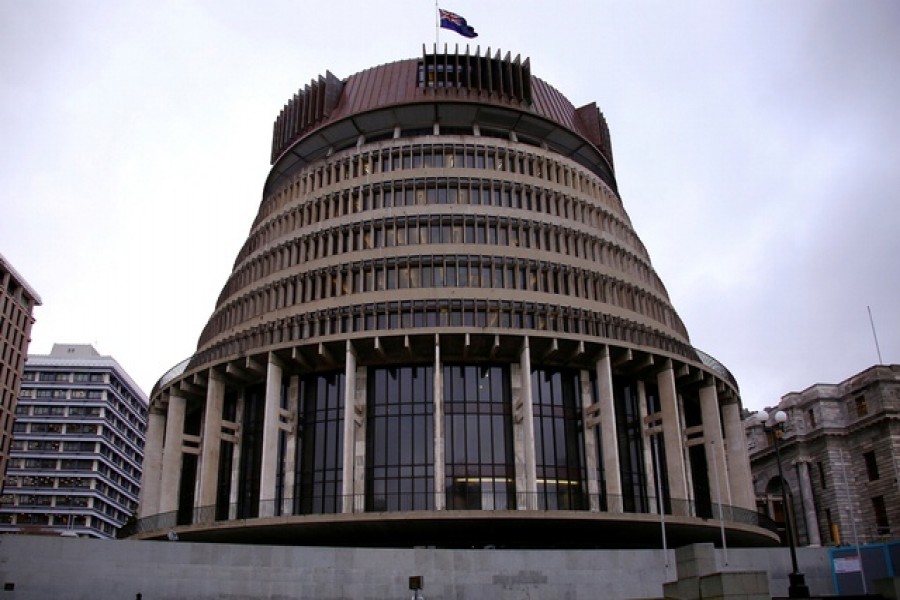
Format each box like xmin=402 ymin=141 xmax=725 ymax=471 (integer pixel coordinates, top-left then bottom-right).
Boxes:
xmin=760 ymin=409 xmax=809 ymax=598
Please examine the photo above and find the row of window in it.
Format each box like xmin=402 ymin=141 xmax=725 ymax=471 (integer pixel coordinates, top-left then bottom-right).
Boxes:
xmin=20 ymin=388 xmax=104 ymax=399
xmin=256 ymin=141 xmax=622 ymax=238
xmin=223 ymin=210 xmax=662 ymax=312
xmin=194 ymin=299 xmax=694 ymax=370
xmin=26 ymin=372 xmax=106 ymax=383
xmin=203 ymin=254 xmax=678 ymax=346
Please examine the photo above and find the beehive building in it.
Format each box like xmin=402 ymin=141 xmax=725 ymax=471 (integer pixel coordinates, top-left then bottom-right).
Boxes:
xmin=135 ymin=48 xmax=776 ymax=548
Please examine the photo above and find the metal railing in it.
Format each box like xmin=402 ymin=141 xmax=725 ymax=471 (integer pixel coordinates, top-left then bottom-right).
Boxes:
xmin=121 ymin=491 xmax=779 ymax=538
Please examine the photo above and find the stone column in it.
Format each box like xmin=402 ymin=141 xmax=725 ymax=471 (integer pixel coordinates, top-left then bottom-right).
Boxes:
xmin=581 ymin=370 xmax=601 ymax=511
xmin=700 ymin=383 xmax=731 ymax=508
xmin=796 ymin=460 xmax=821 ymax=546
xmin=637 ymin=381 xmax=655 ymax=511
xmin=722 ymin=400 xmax=755 ymax=510
xmin=515 ymin=338 xmax=537 ymax=509
xmin=352 ymin=364 xmax=367 ymax=513
xmin=658 ymin=362 xmax=688 ymax=503
xmin=433 ymin=337 xmax=446 ymax=510
xmin=138 ymin=407 xmax=166 ymax=518
xmin=197 ymin=371 xmax=224 ymax=510
xmin=159 ymin=393 xmax=186 ymax=515
xmin=341 ymin=342 xmax=358 ymax=513
xmin=259 ymin=353 xmax=283 ymax=517
xmin=228 ymin=392 xmax=245 ymax=519
xmin=596 ymin=347 xmax=622 ymax=512
xmin=282 ymin=375 xmax=300 ymax=513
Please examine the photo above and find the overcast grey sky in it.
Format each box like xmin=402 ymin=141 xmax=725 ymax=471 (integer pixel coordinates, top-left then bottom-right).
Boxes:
xmin=2 ymin=0 xmax=898 ymax=410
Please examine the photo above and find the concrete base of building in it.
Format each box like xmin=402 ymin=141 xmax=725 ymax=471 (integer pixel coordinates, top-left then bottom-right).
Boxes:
xmin=0 ymin=536 xmax=838 ymax=599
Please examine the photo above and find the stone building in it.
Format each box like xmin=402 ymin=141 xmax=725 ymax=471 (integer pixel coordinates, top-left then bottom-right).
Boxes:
xmin=0 ymin=253 xmax=41 ymax=482
xmin=746 ymin=364 xmax=900 ymax=546
xmin=134 ymin=48 xmax=776 ymax=548
xmin=0 ymin=344 xmax=148 ymax=538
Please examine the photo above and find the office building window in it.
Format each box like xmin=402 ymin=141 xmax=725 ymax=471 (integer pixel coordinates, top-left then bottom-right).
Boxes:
xmin=854 ymin=395 xmax=867 ymax=417
xmin=444 ymin=364 xmax=514 ymax=510
xmin=873 ymin=496 xmax=889 ymax=534
xmin=864 ymin=451 xmax=879 ymax=481
xmin=366 ymin=365 xmax=434 ymax=512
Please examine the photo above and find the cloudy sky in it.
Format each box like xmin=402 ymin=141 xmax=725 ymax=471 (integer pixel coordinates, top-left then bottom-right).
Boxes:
xmin=2 ymin=1 xmax=897 ymax=410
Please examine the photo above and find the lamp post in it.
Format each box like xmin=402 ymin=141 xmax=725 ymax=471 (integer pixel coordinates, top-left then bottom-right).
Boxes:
xmin=760 ymin=409 xmax=809 ymax=598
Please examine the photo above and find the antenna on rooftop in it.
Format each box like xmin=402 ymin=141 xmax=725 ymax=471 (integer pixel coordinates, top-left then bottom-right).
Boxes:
xmin=867 ymin=306 xmax=884 ymax=364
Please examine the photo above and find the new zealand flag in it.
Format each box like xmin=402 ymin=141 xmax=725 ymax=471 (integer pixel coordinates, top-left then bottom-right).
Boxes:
xmin=439 ymin=8 xmax=478 ymax=39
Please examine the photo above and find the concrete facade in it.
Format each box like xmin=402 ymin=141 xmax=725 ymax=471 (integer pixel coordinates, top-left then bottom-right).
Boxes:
xmin=136 ymin=48 xmax=772 ymax=548
xmin=0 ymin=536 xmax=838 ymax=600
xmin=745 ymin=364 xmax=900 ymax=547
xmin=0 ymin=253 xmax=40 ymax=482
xmin=0 ymin=344 xmax=148 ymax=538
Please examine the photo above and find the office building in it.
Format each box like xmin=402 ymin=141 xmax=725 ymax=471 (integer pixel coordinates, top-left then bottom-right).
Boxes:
xmin=0 ymin=344 xmax=148 ymax=539
xmin=0 ymin=253 xmax=41 ymax=481
xmin=135 ymin=48 xmax=775 ymax=548
xmin=746 ymin=364 xmax=900 ymax=546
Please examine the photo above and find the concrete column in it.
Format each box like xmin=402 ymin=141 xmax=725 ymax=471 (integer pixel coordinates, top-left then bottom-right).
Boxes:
xmin=228 ymin=392 xmax=245 ymax=519
xmin=197 ymin=371 xmax=224 ymax=509
xmin=596 ymin=347 xmax=622 ymax=512
xmin=722 ymin=401 xmax=755 ymax=511
xmin=138 ymin=407 xmax=166 ymax=518
xmin=513 ymin=337 xmax=537 ymax=510
xmin=259 ymin=353 xmax=283 ymax=517
xmin=637 ymin=381 xmax=655 ymax=512
xmin=796 ymin=460 xmax=821 ymax=546
xmin=282 ymin=375 xmax=300 ymax=513
xmin=159 ymin=393 xmax=186 ymax=515
xmin=341 ymin=342 xmax=358 ymax=513
xmin=658 ymin=363 xmax=688 ymax=502
xmin=580 ymin=370 xmax=601 ymax=511
xmin=352 ymin=364 xmax=367 ymax=512
xmin=433 ymin=337 xmax=446 ymax=510
xmin=700 ymin=383 xmax=731 ymax=508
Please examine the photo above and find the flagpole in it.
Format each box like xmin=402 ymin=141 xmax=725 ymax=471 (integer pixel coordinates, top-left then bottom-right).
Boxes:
xmin=435 ymin=1 xmax=439 ymax=47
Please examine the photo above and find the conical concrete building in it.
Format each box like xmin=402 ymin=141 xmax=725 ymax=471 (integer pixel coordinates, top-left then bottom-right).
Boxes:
xmin=135 ymin=49 xmax=777 ymax=548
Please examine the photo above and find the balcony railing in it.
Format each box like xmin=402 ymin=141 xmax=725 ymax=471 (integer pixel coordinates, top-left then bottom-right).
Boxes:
xmin=121 ymin=491 xmax=779 ymax=538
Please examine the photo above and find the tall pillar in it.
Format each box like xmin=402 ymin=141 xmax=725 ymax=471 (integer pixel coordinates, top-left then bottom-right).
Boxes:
xmin=700 ymin=383 xmax=731 ymax=507
xmin=722 ymin=401 xmax=755 ymax=510
xmin=658 ymin=362 xmax=688 ymax=502
xmin=433 ymin=337 xmax=446 ymax=510
xmin=139 ymin=407 xmax=166 ymax=518
xmin=796 ymin=460 xmax=821 ymax=546
xmin=159 ymin=393 xmax=186 ymax=515
xmin=282 ymin=375 xmax=300 ymax=514
xmin=259 ymin=353 xmax=283 ymax=517
xmin=228 ymin=392 xmax=245 ymax=519
xmin=341 ymin=342 xmax=357 ymax=513
xmin=514 ymin=338 xmax=537 ymax=509
xmin=197 ymin=370 xmax=224 ymax=509
xmin=581 ymin=370 xmax=601 ymax=511
xmin=636 ymin=381 xmax=655 ymax=512
xmin=597 ymin=347 xmax=622 ymax=512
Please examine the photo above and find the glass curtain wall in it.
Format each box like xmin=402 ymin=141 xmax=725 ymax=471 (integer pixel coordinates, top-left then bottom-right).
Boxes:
xmin=443 ymin=365 xmax=515 ymax=510
xmin=294 ymin=372 xmax=344 ymax=514
xmin=532 ymin=368 xmax=587 ymax=510
xmin=614 ymin=377 xmax=648 ymax=513
xmin=237 ymin=383 xmax=265 ymax=519
xmin=365 ymin=366 xmax=434 ymax=511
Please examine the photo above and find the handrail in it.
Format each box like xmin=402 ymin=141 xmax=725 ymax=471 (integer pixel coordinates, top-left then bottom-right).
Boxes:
xmin=120 ymin=491 xmax=778 ymax=538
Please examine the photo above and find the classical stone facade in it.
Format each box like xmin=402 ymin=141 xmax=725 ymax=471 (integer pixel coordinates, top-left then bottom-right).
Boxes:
xmin=746 ymin=364 xmax=900 ymax=546
xmin=135 ymin=48 xmax=774 ymax=548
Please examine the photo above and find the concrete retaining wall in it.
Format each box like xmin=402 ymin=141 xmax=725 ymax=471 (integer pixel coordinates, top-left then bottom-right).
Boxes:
xmin=0 ymin=537 xmax=836 ymax=599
